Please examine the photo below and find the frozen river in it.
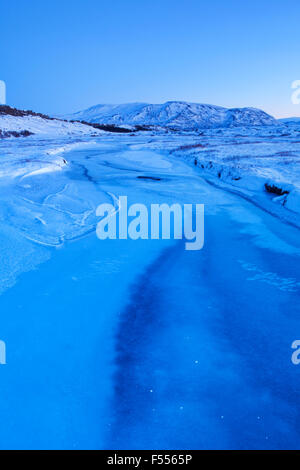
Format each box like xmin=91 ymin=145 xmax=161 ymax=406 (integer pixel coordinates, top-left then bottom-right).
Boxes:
xmin=0 ymin=136 xmax=299 ymax=449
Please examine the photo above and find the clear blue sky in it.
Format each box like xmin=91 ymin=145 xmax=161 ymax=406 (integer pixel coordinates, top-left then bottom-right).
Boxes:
xmin=1 ymin=0 xmax=300 ymax=117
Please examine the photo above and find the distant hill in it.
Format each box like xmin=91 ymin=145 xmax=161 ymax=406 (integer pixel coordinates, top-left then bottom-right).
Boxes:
xmin=64 ymin=101 xmax=277 ymax=130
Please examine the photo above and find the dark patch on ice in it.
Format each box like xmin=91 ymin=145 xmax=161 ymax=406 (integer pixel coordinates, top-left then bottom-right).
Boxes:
xmin=137 ymin=176 xmax=162 ymax=181
xmin=107 ymin=244 xmax=183 ymax=448
xmin=67 ymin=162 xmax=98 ymax=184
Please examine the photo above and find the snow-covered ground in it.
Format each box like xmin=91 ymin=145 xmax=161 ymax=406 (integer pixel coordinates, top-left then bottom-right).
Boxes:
xmin=0 ymin=127 xmax=299 ymax=449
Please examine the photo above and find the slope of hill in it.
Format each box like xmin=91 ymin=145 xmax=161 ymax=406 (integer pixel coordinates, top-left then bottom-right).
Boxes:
xmin=0 ymin=105 xmax=104 ymax=138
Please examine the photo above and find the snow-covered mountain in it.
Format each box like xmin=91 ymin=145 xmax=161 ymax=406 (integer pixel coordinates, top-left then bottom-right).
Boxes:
xmin=65 ymin=101 xmax=277 ymax=130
